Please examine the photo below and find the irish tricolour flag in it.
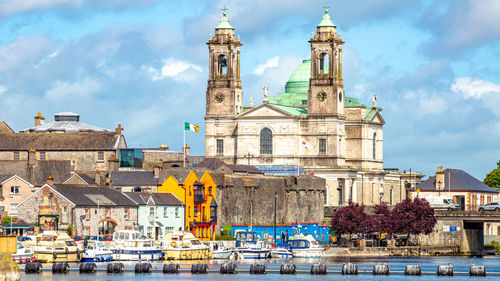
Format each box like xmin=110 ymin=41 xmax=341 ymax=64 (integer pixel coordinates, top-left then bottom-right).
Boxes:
xmin=184 ymin=122 xmax=199 ymax=132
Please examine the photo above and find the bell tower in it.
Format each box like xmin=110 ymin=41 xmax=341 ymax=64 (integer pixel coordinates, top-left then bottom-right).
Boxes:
xmin=206 ymin=6 xmax=243 ymax=117
xmin=308 ymin=5 xmax=344 ymax=116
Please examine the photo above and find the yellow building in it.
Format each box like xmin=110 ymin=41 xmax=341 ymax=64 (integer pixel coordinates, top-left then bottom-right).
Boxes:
xmin=158 ymin=170 xmax=217 ymax=241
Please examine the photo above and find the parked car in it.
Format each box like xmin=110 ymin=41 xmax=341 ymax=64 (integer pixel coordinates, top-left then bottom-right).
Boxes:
xmin=71 ymin=235 xmax=83 ymax=241
xmin=103 ymin=235 xmax=113 ymax=241
xmin=479 ymin=202 xmax=500 ymax=211
xmin=84 ymin=235 xmax=104 ymax=241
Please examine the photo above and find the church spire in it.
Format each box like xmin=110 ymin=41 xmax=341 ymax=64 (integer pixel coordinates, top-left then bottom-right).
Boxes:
xmin=317 ymin=4 xmax=336 ymax=27
xmin=215 ymin=5 xmax=234 ymax=30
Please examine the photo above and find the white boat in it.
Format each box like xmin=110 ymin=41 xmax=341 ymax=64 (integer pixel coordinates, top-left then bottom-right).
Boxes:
xmin=270 ymin=246 xmax=293 ymax=259
xmin=202 ymin=241 xmax=232 ymax=259
xmin=12 ymin=242 xmax=34 ymax=263
xmin=110 ymin=230 xmax=162 ymax=261
xmin=81 ymin=240 xmax=113 ymax=262
xmin=233 ymin=231 xmax=270 ymax=259
xmin=286 ymin=234 xmax=324 ymax=258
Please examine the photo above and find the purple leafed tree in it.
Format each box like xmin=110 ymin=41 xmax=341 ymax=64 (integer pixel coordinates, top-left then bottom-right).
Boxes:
xmin=391 ymin=198 xmax=437 ymax=235
xmin=330 ymin=201 xmax=369 ymax=235
xmin=371 ymin=202 xmax=393 ymax=235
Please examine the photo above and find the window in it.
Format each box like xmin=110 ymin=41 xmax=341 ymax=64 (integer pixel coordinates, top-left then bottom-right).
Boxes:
xmin=39 ymin=151 xmax=46 ymax=160
xmin=319 ymin=53 xmax=329 ymax=74
xmin=175 ymin=207 xmax=180 ymax=218
xmin=202 ymin=206 xmax=206 ymax=220
xmin=188 ymin=206 xmax=191 ymax=217
xmin=209 ymin=186 xmax=212 ymax=196
xmin=13 ymin=151 xmax=19 ymax=160
xmin=302 ymin=100 xmax=307 ymax=106
xmin=97 ymin=151 xmax=104 ymax=162
xmin=124 ymin=208 xmax=130 ymax=219
xmin=83 ymin=227 xmax=90 ymax=236
xmin=390 ymin=188 xmax=393 ymax=205
xmin=372 ymin=133 xmax=376 ymax=159
xmin=338 ymin=181 xmax=343 ymax=206
xmin=339 ymin=91 xmax=343 ymax=102
xmin=319 ymin=139 xmax=326 ymax=154
xmin=210 ymin=206 xmax=217 ymax=223
xmin=324 ymin=184 xmax=329 ymax=205
xmin=85 ymin=208 xmax=91 ymax=219
xmin=147 ymin=227 xmax=153 ymax=238
xmin=165 ymin=227 xmax=174 ymax=234
xmin=217 ymin=54 xmax=227 ymax=75
xmin=62 ymin=206 xmax=68 ymax=214
xmin=216 ymin=139 xmax=224 ymax=154
xmin=163 ymin=207 xmax=168 ymax=218
xmin=194 ymin=206 xmax=198 ymax=217
xmin=260 ymin=128 xmax=273 ymax=154
xmin=105 ymin=207 xmax=111 ymax=218
xmin=9 ymin=203 xmax=17 ymax=215
xmin=149 ymin=207 xmax=155 ymax=217
xmin=10 ymin=186 xmax=20 ymax=194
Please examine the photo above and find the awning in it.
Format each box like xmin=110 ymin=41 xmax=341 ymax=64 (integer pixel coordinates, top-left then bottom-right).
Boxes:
xmin=155 ymin=221 xmax=164 ymax=227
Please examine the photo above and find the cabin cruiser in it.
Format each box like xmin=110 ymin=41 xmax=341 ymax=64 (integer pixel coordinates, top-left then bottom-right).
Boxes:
xmin=202 ymin=241 xmax=232 ymax=259
xmin=24 ymin=231 xmax=81 ymax=263
xmin=12 ymin=242 xmax=35 ymax=263
xmin=232 ymin=231 xmax=270 ymax=259
xmin=285 ymin=234 xmax=324 ymax=258
xmin=270 ymin=245 xmax=293 ymax=259
xmin=161 ymin=231 xmax=211 ymax=260
xmin=81 ymin=240 xmax=113 ymax=262
xmin=110 ymin=230 xmax=162 ymax=261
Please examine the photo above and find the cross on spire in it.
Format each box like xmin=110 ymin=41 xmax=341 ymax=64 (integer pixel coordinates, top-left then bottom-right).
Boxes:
xmin=323 ymin=3 xmax=330 ymax=14
xmin=222 ymin=5 xmax=228 ymax=16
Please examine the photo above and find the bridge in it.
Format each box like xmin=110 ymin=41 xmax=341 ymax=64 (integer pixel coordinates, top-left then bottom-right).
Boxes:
xmin=434 ymin=210 xmax=500 ymax=255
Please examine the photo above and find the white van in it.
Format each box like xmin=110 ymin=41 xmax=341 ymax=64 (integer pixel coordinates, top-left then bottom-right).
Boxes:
xmin=416 ymin=195 xmax=460 ymax=210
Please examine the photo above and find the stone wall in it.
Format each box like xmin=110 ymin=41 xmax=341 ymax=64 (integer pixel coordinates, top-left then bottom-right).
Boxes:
xmin=74 ymin=206 xmax=138 ymax=236
xmin=215 ymin=174 xmax=325 ymax=233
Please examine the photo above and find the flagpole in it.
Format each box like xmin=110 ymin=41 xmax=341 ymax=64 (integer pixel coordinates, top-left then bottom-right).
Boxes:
xmin=183 ymin=121 xmax=186 ymax=168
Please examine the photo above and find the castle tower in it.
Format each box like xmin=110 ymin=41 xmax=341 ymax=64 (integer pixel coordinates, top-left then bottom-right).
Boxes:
xmin=308 ymin=5 xmax=344 ymax=116
xmin=206 ymin=6 xmax=243 ymax=117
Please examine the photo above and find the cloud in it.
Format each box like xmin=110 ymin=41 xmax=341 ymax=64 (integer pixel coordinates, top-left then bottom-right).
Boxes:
xmin=421 ymin=0 xmax=500 ymax=56
xmin=144 ymin=58 xmax=203 ymax=82
xmin=0 ymin=0 xmax=76 ymax=16
xmin=417 ymin=94 xmax=447 ymax=116
xmin=451 ymin=77 xmax=500 ymax=99
xmin=254 ymin=56 xmax=280 ymax=76
xmin=45 ymin=77 xmax=101 ymax=100
xmin=0 ymin=85 xmax=6 ymax=95
xmin=0 ymin=35 xmax=53 ymax=73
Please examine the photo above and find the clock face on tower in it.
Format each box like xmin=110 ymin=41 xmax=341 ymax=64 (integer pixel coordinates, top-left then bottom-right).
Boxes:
xmin=316 ymin=91 xmax=327 ymax=102
xmin=215 ymin=93 xmax=225 ymax=103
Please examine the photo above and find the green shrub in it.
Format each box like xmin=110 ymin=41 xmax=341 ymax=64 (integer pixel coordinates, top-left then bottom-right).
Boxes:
xmin=486 ymin=240 xmax=500 ymax=254
xmin=67 ymin=224 xmax=74 ymax=236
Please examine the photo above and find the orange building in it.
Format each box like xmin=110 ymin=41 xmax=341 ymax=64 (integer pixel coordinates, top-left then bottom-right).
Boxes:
xmin=158 ymin=170 xmax=217 ymax=241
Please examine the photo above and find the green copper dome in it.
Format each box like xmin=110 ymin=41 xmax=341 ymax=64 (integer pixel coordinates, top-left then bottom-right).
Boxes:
xmin=285 ymin=59 xmax=311 ymax=94
xmin=215 ymin=6 xmax=234 ymax=30
xmin=318 ymin=5 xmax=335 ymax=27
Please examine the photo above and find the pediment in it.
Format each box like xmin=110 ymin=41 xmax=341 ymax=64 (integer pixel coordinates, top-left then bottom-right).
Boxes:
xmin=369 ymin=111 xmax=385 ymax=124
xmin=238 ymin=104 xmax=294 ymax=119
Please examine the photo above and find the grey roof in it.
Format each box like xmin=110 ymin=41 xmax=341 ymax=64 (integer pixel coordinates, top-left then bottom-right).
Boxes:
xmin=416 ymin=169 xmax=498 ymax=193
xmin=110 ymin=171 xmax=158 ymax=187
xmin=0 ymin=132 xmax=122 ymax=151
xmin=124 ymin=192 xmax=183 ymax=206
xmin=0 ymin=160 xmax=71 ymax=186
xmin=53 ymin=184 xmax=137 ymax=207
xmin=157 ymin=169 xmax=191 ymax=184
xmin=195 ymin=158 xmax=264 ymax=174
xmin=20 ymin=112 xmax=110 ymax=133
xmin=0 ymin=174 xmax=14 ymax=183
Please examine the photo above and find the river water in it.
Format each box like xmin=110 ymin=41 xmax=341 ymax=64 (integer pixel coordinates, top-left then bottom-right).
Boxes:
xmin=21 ymin=256 xmax=500 ymax=280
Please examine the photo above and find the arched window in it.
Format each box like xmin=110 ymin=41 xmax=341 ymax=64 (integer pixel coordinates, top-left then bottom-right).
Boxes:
xmin=218 ymin=54 xmax=227 ymax=75
xmin=260 ymin=128 xmax=272 ymax=154
xmin=324 ymin=184 xmax=329 ymax=206
xmin=372 ymin=133 xmax=376 ymax=159
xmin=390 ymin=187 xmax=393 ymax=205
xmin=319 ymin=53 xmax=329 ymax=74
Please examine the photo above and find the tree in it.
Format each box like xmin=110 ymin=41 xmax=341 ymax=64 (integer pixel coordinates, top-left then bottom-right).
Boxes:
xmin=371 ymin=202 xmax=393 ymax=235
xmin=2 ymin=216 xmax=11 ymax=225
xmin=67 ymin=224 xmax=74 ymax=236
xmin=392 ymin=198 xmax=436 ymax=236
xmin=330 ymin=201 xmax=369 ymax=236
xmin=484 ymin=161 xmax=500 ymax=189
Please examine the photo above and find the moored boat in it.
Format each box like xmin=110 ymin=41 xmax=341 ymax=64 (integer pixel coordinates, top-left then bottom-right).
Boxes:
xmin=110 ymin=230 xmax=162 ymax=261
xmin=202 ymin=241 xmax=232 ymax=259
xmin=24 ymin=231 xmax=81 ymax=263
xmin=286 ymin=234 xmax=324 ymax=258
xmin=162 ymin=231 xmax=211 ymax=260
xmin=12 ymin=242 xmax=35 ymax=263
xmin=81 ymin=240 xmax=113 ymax=262
xmin=233 ymin=231 xmax=270 ymax=259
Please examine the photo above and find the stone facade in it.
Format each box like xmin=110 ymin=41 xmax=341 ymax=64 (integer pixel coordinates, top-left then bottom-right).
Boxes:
xmin=75 ymin=206 xmax=137 ymax=236
xmin=202 ymin=8 xmax=407 ymax=206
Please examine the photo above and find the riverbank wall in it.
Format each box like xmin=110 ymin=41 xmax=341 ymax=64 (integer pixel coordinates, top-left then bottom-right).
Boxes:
xmin=325 ymin=246 xmax=462 ymax=257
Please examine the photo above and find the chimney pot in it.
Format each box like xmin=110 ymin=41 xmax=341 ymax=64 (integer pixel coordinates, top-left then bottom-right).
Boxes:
xmin=46 ymin=175 xmax=53 ymax=185
xmin=35 ymin=112 xmax=45 ymax=126
xmin=115 ymin=124 xmax=123 ymax=134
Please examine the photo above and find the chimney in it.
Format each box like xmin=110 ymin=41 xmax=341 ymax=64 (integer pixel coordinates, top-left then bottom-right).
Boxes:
xmin=154 ymin=165 xmax=160 ymax=179
xmin=34 ymin=112 xmax=45 ymax=126
xmin=108 ymin=155 xmax=119 ymax=172
xmin=183 ymin=144 xmax=190 ymax=157
xmin=115 ymin=124 xmax=123 ymax=135
xmin=46 ymin=175 xmax=54 ymax=185
xmin=435 ymin=166 xmax=445 ymax=190
xmin=95 ymin=169 xmax=101 ymax=185
xmin=28 ymin=148 xmax=36 ymax=166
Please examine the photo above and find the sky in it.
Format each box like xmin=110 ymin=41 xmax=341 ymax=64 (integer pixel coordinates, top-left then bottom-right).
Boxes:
xmin=0 ymin=0 xmax=499 ymax=180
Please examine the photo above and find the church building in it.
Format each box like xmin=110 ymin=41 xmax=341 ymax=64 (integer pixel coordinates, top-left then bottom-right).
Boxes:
xmin=205 ymin=7 xmax=413 ymax=206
